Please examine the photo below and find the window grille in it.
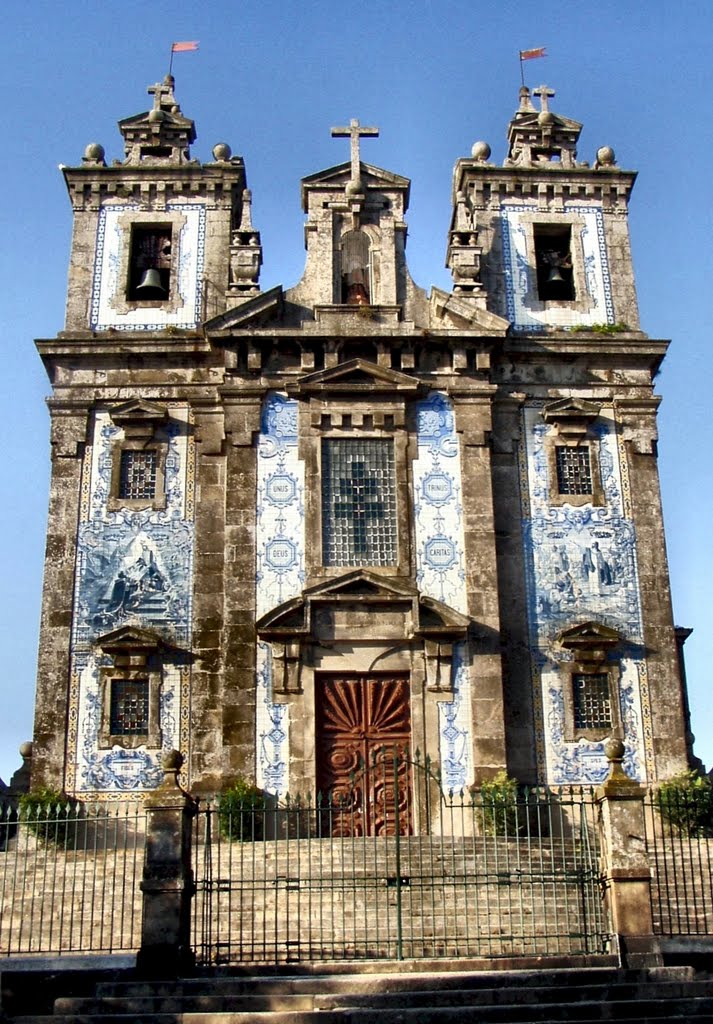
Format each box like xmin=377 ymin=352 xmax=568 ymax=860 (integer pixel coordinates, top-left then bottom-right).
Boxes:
xmin=119 ymin=450 xmax=158 ymax=500
xmin=556 ymin=446 xmax=592 ymax=495
xmin=110 ymin=679 xmax=149 ymax=735
xmin=573 ymin=673 xmax=612 ymax=731
xmin=322 ymin=438 xmax=397 ymax=566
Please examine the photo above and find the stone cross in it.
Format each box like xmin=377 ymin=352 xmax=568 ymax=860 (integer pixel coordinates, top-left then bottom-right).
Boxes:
xmin=148 ymin=79 xmax=174 ymax=111
xmin=533 ymin=85 xmax=555 ymax=113
xmin=331 ymin=119 xmax=379 ymax=184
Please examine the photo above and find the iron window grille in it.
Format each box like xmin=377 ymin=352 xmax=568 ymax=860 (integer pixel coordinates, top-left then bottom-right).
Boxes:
xmin=322 ymin=438 xmax=397 ymax=566
xmin=555 ymin=446 xmax=592 ymax=495
xmin=118 ymin=450 xmax=158 ymax=501
xmin=572 ymin=672 xmax=612 ymax=731
xmin=109 ymin=678 xmax=150 ymax=736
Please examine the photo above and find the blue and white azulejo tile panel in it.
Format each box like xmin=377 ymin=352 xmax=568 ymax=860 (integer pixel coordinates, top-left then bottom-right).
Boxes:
xmin=414 ymin=392 xmax=472 ymax=790
xmin=520 ymin=404 xmax=647 ymax=784
xmin=255 ymin=393 xmax=305 ymax=793
xmin=90 ymin=202 xmax=206 ymax=330
xmin=67 ymin=407 xmax=194 ymax=794
xmin=501 ymin=202 xmax=614 ymax=332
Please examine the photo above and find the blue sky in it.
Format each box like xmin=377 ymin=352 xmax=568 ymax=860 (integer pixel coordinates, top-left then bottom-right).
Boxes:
xmin=1 ymin=0 xmax=711 ymax=785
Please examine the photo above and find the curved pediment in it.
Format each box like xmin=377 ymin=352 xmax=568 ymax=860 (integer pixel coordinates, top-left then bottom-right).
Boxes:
xmin=256 ymin=570 xmax=469 ymax=642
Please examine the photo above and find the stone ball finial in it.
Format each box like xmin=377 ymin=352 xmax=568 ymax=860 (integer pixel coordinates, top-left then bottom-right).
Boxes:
xmin=19 ymin=741 xmax=33 ymax=760
xmin=83 ymin=142 xmax=105 ymax=162
xmin=345 ymin=176 xmax=362 ymax=197
xmin=603 ymin=736 xmax=625 ymax=762
xmin=212 ymin=142 xmax=232 ymax=162
xmin=538 ymin=110 xmax=554 ymax=127
xmin=148 ymin=107 xmax=166 ymax=123
xmin=471 ymin=141 xmax=491 ymax=162
xmin=162 ymin=748 xmax=184 ymax=772
xmin=596 ymin=145 xmax=616 ymax=167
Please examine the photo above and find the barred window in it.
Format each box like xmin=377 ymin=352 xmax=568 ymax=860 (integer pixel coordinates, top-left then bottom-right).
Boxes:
xmin=556 ymin=446 xmax=592 ymax=495
xmin=573 ymin=673 xmax=612 ymax=731
xmin=322 ymin=438 xmax=397 ymax=566
xmin=119 ymin=450 xmax=158 ymax=500
xmin=110 ymin=679 xmax=149 ymax=735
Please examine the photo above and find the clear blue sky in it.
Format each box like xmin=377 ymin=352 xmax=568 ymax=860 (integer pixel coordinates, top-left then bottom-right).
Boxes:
xmin=1 ymin=0 xmax=711 ymax=785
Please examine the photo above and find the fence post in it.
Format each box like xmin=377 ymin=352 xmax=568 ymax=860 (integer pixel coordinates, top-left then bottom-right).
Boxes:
xmin=596 ymin=737 xmax=662 ymax=969
xmin=136 ymin=749 xmax=197 ymax=976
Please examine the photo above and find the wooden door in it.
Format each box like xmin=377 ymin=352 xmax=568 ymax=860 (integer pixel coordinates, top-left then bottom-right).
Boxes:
xmin=316 ymin=674 xmax=411 ymax=836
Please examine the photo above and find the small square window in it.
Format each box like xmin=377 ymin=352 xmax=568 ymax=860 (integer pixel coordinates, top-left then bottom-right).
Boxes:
xmin=534 ymin=224 xmax=575 ymax=301
xmin=556 ymin=446 xmax=592 ymax=495
xmin=573 ymin=673 xmax=612 ymax=731
xmin=119 ymin=450 xmax=158 ymax=500
xmin=128 ymin=226 xmax=172 ymax=300
xmin=110 ymin=679 xmax=149 ymax=735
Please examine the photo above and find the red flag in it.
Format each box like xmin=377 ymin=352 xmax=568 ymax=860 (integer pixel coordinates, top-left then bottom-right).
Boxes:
xmin=172 ymin=41 xmax=199 ymax=52
xmin=519 ymin=47 xmax=546 ymax=61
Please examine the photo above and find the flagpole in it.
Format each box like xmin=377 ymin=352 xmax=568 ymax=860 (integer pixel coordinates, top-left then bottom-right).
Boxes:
xmin=520 ymin=55 xmax=525 ymax=88
xmin=169 ymin=44 xmax=175 ymax=79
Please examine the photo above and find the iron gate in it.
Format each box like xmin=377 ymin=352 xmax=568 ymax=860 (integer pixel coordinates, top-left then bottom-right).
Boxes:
xmin=192 ymin=754 xmax=610 ymax=964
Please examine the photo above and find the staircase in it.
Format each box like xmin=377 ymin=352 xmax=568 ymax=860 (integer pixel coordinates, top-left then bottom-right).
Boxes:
xmin=9 ymin=965 xmax=713 ymax=1022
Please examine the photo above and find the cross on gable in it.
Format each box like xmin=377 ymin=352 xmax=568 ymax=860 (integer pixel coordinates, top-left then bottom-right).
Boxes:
xmin=533 ymin=84 xmax=555 ymax=113
xmin=331 ymin=118 xmax=379 ymax=184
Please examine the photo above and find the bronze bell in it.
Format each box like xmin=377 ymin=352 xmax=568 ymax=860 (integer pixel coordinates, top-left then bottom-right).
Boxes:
xmin=547 ymin=264 xmax=565 ymax=284
xmin=135 ymin=268 xmax=166 ymax=296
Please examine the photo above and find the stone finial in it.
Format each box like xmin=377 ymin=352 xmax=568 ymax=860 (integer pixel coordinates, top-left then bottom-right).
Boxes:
xmin=159 ymin=748 xmax=185 ymax=790
xmin=471 ymin=141 xmax=491 ymax=162
xmin=600 ymin=734 xmax=642 ymax=794
xmin=518 ymin=86 xmax=536 ymax=112
xmin=595 ymin=145 xmax=617 ymax=169
xmin=212 ymin=142 xmax=232 ymax=162
xmin=82 ymin=142 xmax=106 ymax=167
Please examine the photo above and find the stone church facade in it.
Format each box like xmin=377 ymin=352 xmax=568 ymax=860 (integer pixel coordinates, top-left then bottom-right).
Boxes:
xmin=30 ymin=77 xmax=692 ymax=801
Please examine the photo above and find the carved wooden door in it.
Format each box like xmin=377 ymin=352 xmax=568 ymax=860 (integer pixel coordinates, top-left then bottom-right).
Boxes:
xmin=316 ymin=674 xmax=411 ymax=836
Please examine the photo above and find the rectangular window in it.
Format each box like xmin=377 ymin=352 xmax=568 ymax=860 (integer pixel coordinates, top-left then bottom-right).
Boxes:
xmin=110 ymin=679 xmax=149 ymax=735
xmin=573 ymin=673 xmax=612 ymax=731
xmin=322 ymin=438 xmax=397 ymax=566
xmin=534 ymin=224 xmax=575 ymax=301
xmin=119 ymin=450 xmax=158 ymax=500
xmin=128 ymin=226 xmax=172 ymax=300
xmin=556 ymin=446 xmax=592 ymax=495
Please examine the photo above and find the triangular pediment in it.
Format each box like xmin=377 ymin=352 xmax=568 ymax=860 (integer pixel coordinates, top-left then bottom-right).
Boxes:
xmin=301 ymin=160 xmax=410 ymax=192
xmin=297 ymin=359 xmax=418 ymax=394
xmin=543 ymin=397 xmax=601 ymax=422
xmin=109 ymin=398 xmax=168 ymax=427
xmin=96 ymin=624 xmax=166 ymax=653
xmin=205 ymin=285 xmax=284 ymax=333
xmin=558 ymin=621 xmax=621 ymax=650
xmin=257 ymin=571 xmax=469 ymax=641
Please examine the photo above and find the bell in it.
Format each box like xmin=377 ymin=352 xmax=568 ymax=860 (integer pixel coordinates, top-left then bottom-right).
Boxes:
xmin=135 ymin=268 xmax=166 ymax=296
xmin=547 ymin=264 xmax=565 ymax=284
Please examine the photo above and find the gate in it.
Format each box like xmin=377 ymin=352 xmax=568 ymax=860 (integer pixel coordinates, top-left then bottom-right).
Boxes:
xmin=192 ymin=753 xmax=609 ymax=965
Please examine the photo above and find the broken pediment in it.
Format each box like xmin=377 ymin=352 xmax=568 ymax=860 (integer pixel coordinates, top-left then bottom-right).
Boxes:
xmin=296 ymin=358 xmax=418 ymax=394
xmin=205 ymin=285 xmax=284 ymax=333
xmin=430 ymin=287 xmax=510 ymax=334
xmin=257 ymin=570 xmax=470 ymax=643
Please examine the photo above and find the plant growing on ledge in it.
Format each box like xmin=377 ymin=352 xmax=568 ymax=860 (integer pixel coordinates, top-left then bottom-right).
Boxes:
xmin=475 ymin=770 xmax=522 ymax=837
xmin=218 ymin=775 xmax=265 ymax=841
xmin=569 ymin=322 xmax=630 ymax=334
xmin=19 ymin=788 xmax=83 ymax=848
xmin=655 ymin=770 xmax=713 ymax=837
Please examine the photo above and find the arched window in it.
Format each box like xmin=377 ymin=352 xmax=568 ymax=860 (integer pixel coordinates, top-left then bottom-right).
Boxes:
xmin=340 ymin=229 xmax=371 ymax=304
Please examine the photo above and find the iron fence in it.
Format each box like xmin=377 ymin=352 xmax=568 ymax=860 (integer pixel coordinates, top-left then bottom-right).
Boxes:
xmin=645 ymin=788 xmax=713 ymax=936
xmin=0 ymin=799 xmax=146 ymax=956
xmin=192 ymin=754 xmax=610 ymax=965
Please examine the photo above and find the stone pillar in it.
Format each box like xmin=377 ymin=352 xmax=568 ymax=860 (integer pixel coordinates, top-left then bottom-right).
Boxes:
xmin=137 ymin=750 xmax=197 ymax=976
xmin=596 ymin=737 xmax=662 ymax=968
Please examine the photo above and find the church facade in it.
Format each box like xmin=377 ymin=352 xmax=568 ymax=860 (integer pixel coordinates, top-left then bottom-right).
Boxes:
xmin=30 ymin=77 xmax=692 ymax=801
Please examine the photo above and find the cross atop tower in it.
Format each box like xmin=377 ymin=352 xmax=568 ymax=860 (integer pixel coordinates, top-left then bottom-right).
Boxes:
xmin=533 ymin=84 xmax=555 ymax=113
xmin=330 ymin=118 xmax=379 ymax=186
xmin=148 ymin=76 xmax=176 ymax=112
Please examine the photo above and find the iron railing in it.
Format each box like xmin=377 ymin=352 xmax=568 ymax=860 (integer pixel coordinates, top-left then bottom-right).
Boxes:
xmin=645 ymin=788 xmax=713 ymax=936
xmin=192 ymin=753 xmax=610 ymax=965
xmin=0 ymin=799 xmax=146 ymax=956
